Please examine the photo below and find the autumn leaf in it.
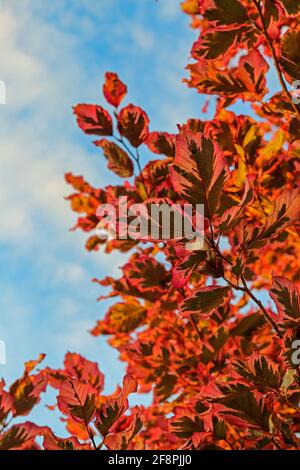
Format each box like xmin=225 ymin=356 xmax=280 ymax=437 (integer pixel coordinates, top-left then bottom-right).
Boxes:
xmin=280 ymin=29 xmax=300 ymax=84
xmin=94 ymin=139 xmax=134 ymax=177
xmin=9 ymin=372 xmax=47 ymax=417
xmin=172 ymin=250 xmax=207 ymax=288
xmin=280 ymin=0 xmax=300 ymax=14
xmin=192 ymin=30 xmax=239 ymax=60
xmin=42 ymin=427 xmax=91 ymax=450
xmin=170 ymin=130 xmax=228 ymax=214
xmin=218 ymin=386 xmax=272 ymax=433
xmin=104 ymin=407 xmax=143 ymax=450
xmin=0 ymin=380 xmax=13 ymax=424
xmin=92 ymin=300 xmax=147 ymax=335
xmin=245 ymin=188 xmax=300 ymax=248
xmin=181 ymin=286 xmax=231 ymax=315
xmin=73 ymin=104 xmax=113 ymax=136
xmin=103 ymin=72 xmax=127 ymax=108
xmin=85 ymin=234 xmax=106 ymax=251
xmin=95 ymin=375 xmax=137 ymax=437
xmin=117 ymin=104 xmax=149 ymax=147
xmin=146 ymin=132 xmax=176 ymax=157
xmin=170 ymin=407 xmax=204 ymax=439
xmin=186 ymin=50 xmax=269 ymax=101
xmin=219 ymin=174 xmax=256 ymax=233
xmin=270 ymin=276 xmax=300 ymax=329
xmin=232 ymin=353 xmax=283 ymax=390
xmin=63 ymin=353 xmax=104 ymax=392
xmin=57 ymin=380 xmax=97 ymax=424
xmin=181 ymin=0 xmax=199 ymax=14
xmin=4 ymin=0 xmax=300 ymax=452
xmin=231 ymin=312 xmax=265 ymax=337
xmin=201 ymin=326 xmax=229 ymax=364
xmin=155 ymin=374 xmax=177 ymax=402
xmin=201 ymin=0 xmax=248 ymax=27
xmin=24 ymin=353 xmax=46 ymax=374
xmin=0 ymin=423 xmax=41 ymax=450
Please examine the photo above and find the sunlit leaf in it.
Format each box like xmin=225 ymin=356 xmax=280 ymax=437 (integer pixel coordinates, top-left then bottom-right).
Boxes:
xmin=73 ymin=104 xmax=113 ymax=136
xmin=103 ymin=72 xmax=127 ymax=108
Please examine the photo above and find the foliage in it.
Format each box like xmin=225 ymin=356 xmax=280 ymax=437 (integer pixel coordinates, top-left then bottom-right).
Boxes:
xmin=1 ymin=0 xmax=300 ymax=450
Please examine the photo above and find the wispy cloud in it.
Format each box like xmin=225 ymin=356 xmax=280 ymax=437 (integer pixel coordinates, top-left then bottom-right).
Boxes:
xmin=0 ymin=0 xmax=200 ymax=403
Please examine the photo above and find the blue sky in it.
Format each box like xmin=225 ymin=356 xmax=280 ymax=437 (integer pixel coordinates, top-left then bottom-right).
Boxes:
xmin=0 ymin=0 xmax=280 ymax=435
xmin=0 ymin=0 xmax=208 ymax=434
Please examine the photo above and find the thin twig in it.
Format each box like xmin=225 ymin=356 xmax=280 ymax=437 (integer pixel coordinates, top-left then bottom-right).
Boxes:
xmin=253 ymin=0 xmax=300 ymax=119
xmin=240 ymin=275 xmax=282 ymax=336
xmin=222 ymin=274 xmax=282 ymax=337
xmin=113 ymin=135 xmax=150 ymax=198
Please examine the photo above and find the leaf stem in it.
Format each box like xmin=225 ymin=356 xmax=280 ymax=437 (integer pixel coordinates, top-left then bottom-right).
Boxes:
xmin=70 ymin=381 xmax=98 ymax=450
xmin=0 ymin=416 xmax=12 ymax=435
xmin=113 ymin=135 xmax=149 ymax=198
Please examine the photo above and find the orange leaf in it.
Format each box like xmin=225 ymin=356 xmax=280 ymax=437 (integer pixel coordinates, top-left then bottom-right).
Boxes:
xmin=103 ymin=72 xmax=127 ymax=108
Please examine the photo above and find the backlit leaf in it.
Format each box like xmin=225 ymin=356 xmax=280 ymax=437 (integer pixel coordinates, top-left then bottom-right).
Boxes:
xmin=181 ymin=285 xmax=231 ymax=315
xmin=103 ymin=72 xmax=127 ymax=108
xmin=95 ymin=375 xmax=137 ymax=437
xmin=117 ymin=104 xmax=149 ymax=147
xmin=73 ymin=104 xmax=113 ymax=136
xmin=270 ymin=276 xmax=300 ymax=328
xmin=170 ymin=130 xmax=228 ymax=214
xmin=146 ymin=132 xmax=176 ymax=157
xmin=57 ymin=380 xmax=96 ymax=424
xmin=280 ymin=29 xmax=300 ymax=84
xmin=94 ymin=139 xmax=134 ymax=177
xmin=201 ymin=0 xmax=248 ymax=27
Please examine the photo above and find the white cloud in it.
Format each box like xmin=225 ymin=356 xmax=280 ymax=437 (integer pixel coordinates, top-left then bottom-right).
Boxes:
xmin=0 ymin=0 xmax=202 ymax=395
xmin=0 ymin=4 xmax=104 ymax=245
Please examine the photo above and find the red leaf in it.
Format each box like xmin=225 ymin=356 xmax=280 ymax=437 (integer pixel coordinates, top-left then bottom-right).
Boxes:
xmin=103 ymin=72 xmax=127 ymax=108
xmin=146 ymin=132 xmax=176 ymax=157
xmin=104 ymin=407 xmax=143 ymax=450
xmin=63 ymin=352 xmax=104 ymax=392
xmin=186 ymin=50 xmax=269 ymax=101
xmin=0 ymin=422 xmax=42 ymax=450
xmin=41 ymin=427 xmax=91 ymax=450
xmin=270 ymin=276 xmax=300 ymax=328
xmin=220 ymin=174 xmax=256 ymax=233
xmin=181 ymin=285 xmax=231 ymax=315
xmin=170 ymin=130 xmax=228 ymax=213
xmin=57 ymin=380 xmax=97 ymax=424
xmin=117 ymin=104 xmax=149 ymax=147
xmin=0 ymin=380 xmax=13 ymax=422
xmin=95 ymin=375 xmax=138 ymax=437
xmin=94 ymin=139 xmax=134 ymax=177
xmin=73 ymin=104 xmax=113 ymax=136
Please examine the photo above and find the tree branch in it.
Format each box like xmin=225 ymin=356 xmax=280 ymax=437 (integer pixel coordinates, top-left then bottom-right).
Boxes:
xmin=253 ymin=0 xmax=300 ymax=120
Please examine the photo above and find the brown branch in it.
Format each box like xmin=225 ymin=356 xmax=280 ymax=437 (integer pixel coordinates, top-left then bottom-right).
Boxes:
xmin=113 ymin=135 xmax=150 ymax=198
xmin=222 ymin=274 xmax=282 ymax=337
xmin=240 ymin=275 xmax=282 ymax=337
xmin=253 ymin=0 xmax=300 ymax=120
